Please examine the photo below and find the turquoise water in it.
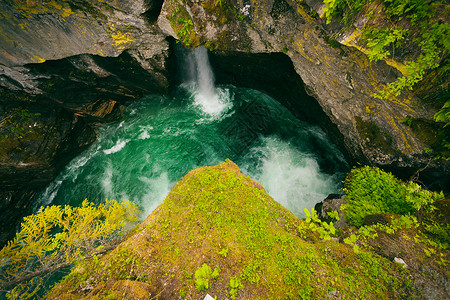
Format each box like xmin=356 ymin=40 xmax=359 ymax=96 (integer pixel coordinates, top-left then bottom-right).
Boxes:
xmin=33 ymin=83 xmax=348 ymax=218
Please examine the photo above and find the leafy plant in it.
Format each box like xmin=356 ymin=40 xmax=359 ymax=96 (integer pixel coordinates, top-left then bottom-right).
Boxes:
xmin=434 ymin=100 xmax=450 ymax=158
xmin=0 ymin=199 xmax=141 ymax=299
xmin=434 ymin=100 xmax=450 ymax=126
xmin=218 ymin=246 xmax=229 ymax=257
xmin=167 ymin=2 xmax=197 ymax=47
xmin=364 ymin=26 xmax=408 ymax=61
xmin=301 ymin=208 xmax=337 ymax=240
xmin=229 ymin=276 xmax=243 ymax=299
xmin=322 ymin=0 xmax=449 ymax=99
xmin=343 ymin=233 xmax=361 ymax=254
xmin=194 ymin=263 xmax=220 ymax=291
xmin=342 ymin=166 xmax=443 ymax=227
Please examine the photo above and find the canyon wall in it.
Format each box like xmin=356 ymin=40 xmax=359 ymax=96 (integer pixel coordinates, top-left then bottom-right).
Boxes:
xmin=0 ymin=0 xmax=448 ymax=244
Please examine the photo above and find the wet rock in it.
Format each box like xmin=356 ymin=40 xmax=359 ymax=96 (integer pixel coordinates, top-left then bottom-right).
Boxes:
xmin=0 ymin=46 xmax=170 ymax=246
xmin=0 ymin=0 xmax=165 ymax=67
xmin=158 ymin=0 xmax=449 ymax=185
xmin=0 ymin=0 xmax=171 ymax=246
xmin=0 ymin=104 xmax=96 ymax=245
xmin=317 ymin=194 xmax=348 ymax=229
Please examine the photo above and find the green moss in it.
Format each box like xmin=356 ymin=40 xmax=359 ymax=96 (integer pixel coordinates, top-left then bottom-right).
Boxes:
xmin=355 ymin=116 xmax=394 ymax=153
xmin=49 ymin=161 xmax=417 ymax=299
xmin=401 ymin=116 xmax=450 ymax=160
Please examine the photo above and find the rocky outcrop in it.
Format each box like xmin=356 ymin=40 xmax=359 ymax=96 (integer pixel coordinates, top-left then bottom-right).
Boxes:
xmin=315 ymin=194 xmax=349 ymax=229
xmin=47 ymin=161 xmax=448 ymax=299
xmin=157 ymin=0 xmax=449 ymax=183
xmin=0 ymin=0 xmax=166 ymax=66
xmin=0 ymin=0 xmax=170 ymax=245
xmin=360 ymin=206 xmax=450 ymax=300
xmin=0 ymin=104 xmax=96 ymax=243
xmin=0 ymin=0 xmax=448 ymax=245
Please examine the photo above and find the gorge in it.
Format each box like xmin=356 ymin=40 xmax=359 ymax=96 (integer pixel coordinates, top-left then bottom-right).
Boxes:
xmin=32 ymin=45 xmax=348 ymax=219
xmin=0 ymin=0 xmax=449 ymax=298
xmin=0 ymin=0 xmax=447 ymax=244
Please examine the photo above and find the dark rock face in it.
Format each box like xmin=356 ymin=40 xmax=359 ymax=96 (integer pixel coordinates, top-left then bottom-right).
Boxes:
xmin=208 ymin=50 xmax=354 ymax=164
xmin=0 ymin=104 xmax=96 ymax=244
xmin=158 ymin=0 xmax=449 ymax=188
xmin=0 ymin=47 xmax=171 ymax=245
xmin=0 ymin=0 xmax=448 ymax=245
xmin=0 ymin=0 xmax=166 ymax=66
xmin=316 ymin=194 xmax=349 ymax=229
xmin=0 ymin=0 xmax=171 ymax=246
xmin=362 ymin=208 xmax=450 ymax=300
xmin=27 ymin=51 xmax=169 ymax=121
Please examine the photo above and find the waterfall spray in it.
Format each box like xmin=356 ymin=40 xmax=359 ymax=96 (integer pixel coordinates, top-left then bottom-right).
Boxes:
xmin=188 ymin=46 xmax=230 ymax=116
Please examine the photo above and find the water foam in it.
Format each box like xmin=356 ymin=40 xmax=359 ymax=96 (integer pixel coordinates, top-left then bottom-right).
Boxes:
xmin=103 ymin=139 xmax=128 ymax=155
xmin=101 ymin=162 xmax=114 ymax=196
xmin=243 ymin=137 xmax=341 ymax=217
xmin=138 ymin=172 xmax=172 ymax=218
xmin=31 ymin=65 xmax=347 ymax=221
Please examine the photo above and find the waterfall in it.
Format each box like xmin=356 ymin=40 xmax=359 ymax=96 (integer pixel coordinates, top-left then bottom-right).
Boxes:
xmin=32 ymin=45 xmax=348 ymax=221
xmin=186 ymin=46 xmax=230 ymax=116
xmin=193 ymin=47 xmax=216 ymax=99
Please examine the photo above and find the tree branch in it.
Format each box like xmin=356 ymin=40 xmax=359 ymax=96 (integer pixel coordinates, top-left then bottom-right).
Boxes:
xmin=0 ymin=243 xmax=117 ymax=290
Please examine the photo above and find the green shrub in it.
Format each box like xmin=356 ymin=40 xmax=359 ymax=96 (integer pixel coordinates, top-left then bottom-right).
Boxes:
xmin=342 ymin=166 xmax=444 ymax=227
xmin=194 ymin=263 xmax=220 ymax=291
xmin=322 ymin=0 xmax=449 ymax=99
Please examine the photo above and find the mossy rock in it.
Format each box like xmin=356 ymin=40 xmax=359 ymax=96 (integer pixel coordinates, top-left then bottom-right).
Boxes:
xmin=401 ymin=117 xmax=450 ymax=159
xmin=355 ymin=116 xmax=394 ymax=154
xmin=49 ymin=161 xmax=419 ymax=299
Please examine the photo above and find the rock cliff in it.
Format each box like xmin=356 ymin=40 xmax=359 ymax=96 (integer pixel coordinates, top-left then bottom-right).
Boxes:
xmin=0 ymin=0 xmax=448 ymax=245
xmin=46 ymin=161 xmax=449 ymax=299
xmin=0 ymin=0 xmax=170 ymax=244
xmin=157 ymin=0 xmax=448 ymax=176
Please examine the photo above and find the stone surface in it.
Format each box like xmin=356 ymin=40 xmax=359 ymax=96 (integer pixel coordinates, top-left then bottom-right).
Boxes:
xmin=0 ymin=104 xmax=97 ymax=244
xmin=0 ymin=46 xmax=170 ymax=245
xmin=0 ymin=0 xmax=170 ymax=246
xmin=0 ymin=0 xmax=448 ymax=245
xmin=158 ymin=0 xmax=449 ymax=184
xmin=0 ymin=0 xmax=165 ymax=67
xmin=362 ymin=212 xmax=450 ymax=300
xmin=393 ymin=257 xmax=407 ymax=269
xmin=317 ymin=194 xmax=349 ymax=229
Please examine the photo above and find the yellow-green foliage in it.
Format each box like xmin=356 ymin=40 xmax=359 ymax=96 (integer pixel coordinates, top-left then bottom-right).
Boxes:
xmin=342 ymin=166 xmax=444 ymax=227
xmin=323 ymin=0 xmax=449 ymax=99
xmin=0 ymin=199 xmax=140 ymax=299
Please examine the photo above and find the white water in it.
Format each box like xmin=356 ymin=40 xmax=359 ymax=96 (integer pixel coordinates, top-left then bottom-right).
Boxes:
xmin=242 ymin=137 xmax=340 ymax=217
xmin=187 ymin=46 xmax=231 ymax=116
xmin=103 ymin=139 xmax=128 ymax=155
xmin=32 ymin=46 xmax=348 ymax=219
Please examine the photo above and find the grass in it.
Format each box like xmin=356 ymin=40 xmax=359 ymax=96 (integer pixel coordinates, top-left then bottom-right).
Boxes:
xmin=47 ymin=160 xmax=423 ymax=299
